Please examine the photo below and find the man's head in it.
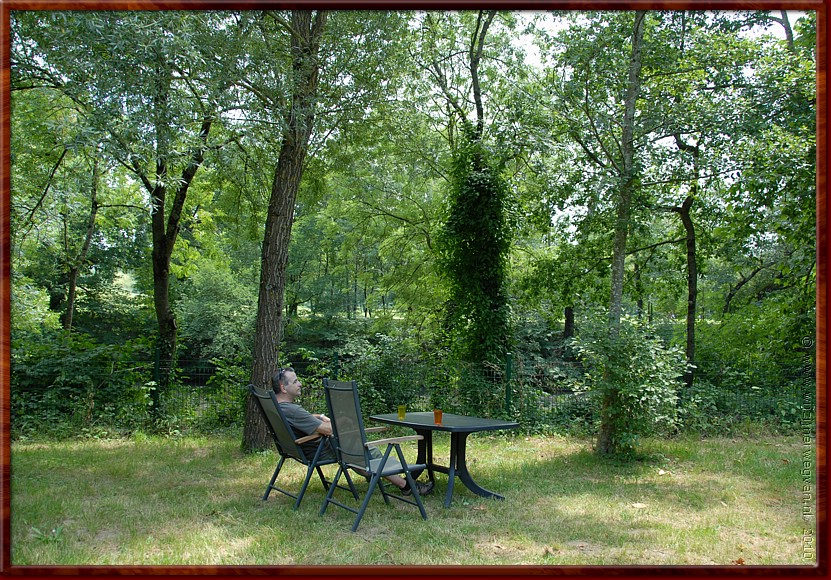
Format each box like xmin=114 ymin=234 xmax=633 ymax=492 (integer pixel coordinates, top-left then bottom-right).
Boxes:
xmin=272 ymin=367 xmax=302 ymax=401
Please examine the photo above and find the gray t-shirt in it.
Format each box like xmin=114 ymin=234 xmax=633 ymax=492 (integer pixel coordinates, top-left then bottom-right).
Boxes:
xmin=279 ymin=402 xmax=335 ymax=460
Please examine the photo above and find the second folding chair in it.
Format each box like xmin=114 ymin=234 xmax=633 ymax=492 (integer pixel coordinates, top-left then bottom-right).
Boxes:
xmin=319 ymin=378 xmax=428 ymax=532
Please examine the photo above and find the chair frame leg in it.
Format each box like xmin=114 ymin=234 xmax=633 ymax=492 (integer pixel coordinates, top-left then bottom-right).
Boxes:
xmin=263 ymin=456 xmax=286 ymax=501
xmin=320 ymin=466 xmax=344 ymax=516
xmin=352 ymin=469 xmax=384 ymax=532
xmin=342 ymin=469 xmax=360 ymax=500
xmin=294 ymin=465 xmax=318 ymax=510
xmin=319 ymin=442 xmax=428 ymax=531
xmin=396 ymin=446 xmax=427 ymax=520
xmin=292 ymin=439 xmax=329 ymax=510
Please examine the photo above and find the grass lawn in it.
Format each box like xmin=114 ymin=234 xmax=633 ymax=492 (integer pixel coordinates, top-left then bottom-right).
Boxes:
xmin=10 ymin=432 xmax=816 ymax=567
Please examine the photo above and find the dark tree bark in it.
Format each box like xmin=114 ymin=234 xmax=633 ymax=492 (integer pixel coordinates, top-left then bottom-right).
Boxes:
xmin=563 ymin=306 xmax=575 ymax=339
xmin=141 ymin=115 xmax=213 ymax=408
xmin=244 ymin=10 xmax=328 ymax=452
xmin=674 ymin=195 xmax=697 ymax=389
xmin=668 ymin=132 xmax=702 ymax=389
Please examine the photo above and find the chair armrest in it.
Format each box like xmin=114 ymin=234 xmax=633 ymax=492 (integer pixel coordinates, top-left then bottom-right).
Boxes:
xmin=364 ymin=426 xmax=388 ymax=434
xmin=295 ymin=433 xmax=323 ymax=445
xmin=365 ymin=435 xmax=423 ymax=448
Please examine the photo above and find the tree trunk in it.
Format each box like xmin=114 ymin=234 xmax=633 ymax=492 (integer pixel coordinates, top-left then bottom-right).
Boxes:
xmin=597 ymin=11 xmax=646 ymax=456
xmin=563 ymin=305 xmax=575 ymax=339
xmin=596 ymin=389 xmax=620 ymax=456
xmin=244 ymin=10 xmax=328 ymax=452
xmin=146 ymin=117 xmax=212 ymax=410
xmin=634 ymin=262 xmax=644 ymax=320
xmin=676 ymin=195 xmax=697 ymax=388
xmin=139 ymin=46 xmax=213 ymax=412
xmin=62 ymin=154 xmax=100 ymax=332
xmin=563 ymin=305 xmax=576 ymax=360
xmin=671 ymin=133 xmax=701 ymax=389
xmin=607 ymin=12 xmax=645 ymax=329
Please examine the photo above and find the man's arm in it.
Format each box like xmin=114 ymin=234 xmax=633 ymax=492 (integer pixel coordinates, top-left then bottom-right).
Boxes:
xmin=282 ymin=403 xmax=332 ymax=437
xmin=314 ymin=415 xmax=332 ymax=436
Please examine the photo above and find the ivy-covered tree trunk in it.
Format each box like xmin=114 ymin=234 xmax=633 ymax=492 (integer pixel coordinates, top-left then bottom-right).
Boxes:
xmin=244 ymin=10 xmax=328 ymax=452
xmin=437 ymin=11 xmax=512 ymax=368
xmin=441 ymin=128 xmax=511 ymax=366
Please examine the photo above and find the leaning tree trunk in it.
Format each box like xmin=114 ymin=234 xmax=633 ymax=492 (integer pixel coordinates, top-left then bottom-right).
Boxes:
xmin=138 ymin=46 xmax=213 ymax=414
xmin=244 ymin=10 xmax=328 ymax=452
xmin=63 ymin=153 xmax=100 ymax=332
xmin=670 ymin=132 xmax=701 ymax=389
xmin=144 ymin=116 xmax=212 ymax=414
xmin=597 ymin=11 xmax=646 ymax=456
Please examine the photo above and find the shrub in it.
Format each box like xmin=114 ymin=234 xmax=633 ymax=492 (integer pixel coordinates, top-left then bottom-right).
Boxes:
xmin=197 ymin=356 xmax=251 ymax=431
xmin=344 ymin=334 xmax=431 ymax=416
xmin=11 ymin=330 xmax=154 ymax=439
xmin=573 ymin=314 xmax=687 ymax=455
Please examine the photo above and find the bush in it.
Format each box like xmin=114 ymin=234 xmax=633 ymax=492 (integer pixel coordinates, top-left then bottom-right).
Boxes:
xmin=573 ymin=314 xmax=687 ymax=455
xmin=677 ymin=380 xmax=728 ymax=435
xmin=197 ymin=356 xmax=250 ymax=431
xmin=11 ymin=330 xmax=154 ymax=439
xmin=342 ymin=334 xmax=432 ymax=416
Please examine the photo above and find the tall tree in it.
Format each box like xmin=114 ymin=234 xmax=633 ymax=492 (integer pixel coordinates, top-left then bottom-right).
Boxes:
xmin=9 ymin=76 xmax=146 ymax=337
xmin=62 ymin=150 xmax=101 ymax=332
xmin=607 ymin=11 xmax=646 ymax=330
xmin=244 ymin=10 xmax=328 ymax=450
xmin=238 ymin=10 xmax=412 ymax=449
xmin=414 ymin=11 xmax=515 ymax=364
xmin=11 ymin=11 xmax=231 ymax=402
xmin=596 ymin=11 xmax=647 ymax=455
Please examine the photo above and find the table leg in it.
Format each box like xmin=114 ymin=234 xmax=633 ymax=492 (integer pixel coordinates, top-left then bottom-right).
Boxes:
xmin=425 ymin=431 xmax=436 ymax=482
xmin=444 ymin=432 xmax=458 ymax=508
xmin=449 ymin=432 xmax=505 ymax=504
xmin=413 ymin=429 xmax=434 ymax=482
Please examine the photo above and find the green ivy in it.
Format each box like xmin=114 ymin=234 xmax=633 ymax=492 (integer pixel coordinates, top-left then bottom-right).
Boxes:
xmin=439 ymin=124 xmax=512 ymax=366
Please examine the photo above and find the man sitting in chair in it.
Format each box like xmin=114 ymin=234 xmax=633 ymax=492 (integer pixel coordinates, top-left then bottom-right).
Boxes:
xmin=273 ymin=367 xmax=434 ymax=497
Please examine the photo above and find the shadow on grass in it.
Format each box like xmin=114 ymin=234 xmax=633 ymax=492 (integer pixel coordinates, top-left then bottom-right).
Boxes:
xmin=11 ymin=434 xmax=805 ymax=565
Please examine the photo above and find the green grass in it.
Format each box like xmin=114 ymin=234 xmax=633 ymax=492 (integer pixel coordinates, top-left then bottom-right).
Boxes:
xmin=10 ymin=432 xmax=816 ymax=566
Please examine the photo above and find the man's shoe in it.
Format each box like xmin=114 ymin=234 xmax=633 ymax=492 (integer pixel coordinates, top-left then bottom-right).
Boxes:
xmin=403 ymin=479 xmax=434 ymax=496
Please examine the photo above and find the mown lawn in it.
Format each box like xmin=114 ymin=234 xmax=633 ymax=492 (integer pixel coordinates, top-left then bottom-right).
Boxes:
xmin=10 ymin=432 xmax=816 ymax=567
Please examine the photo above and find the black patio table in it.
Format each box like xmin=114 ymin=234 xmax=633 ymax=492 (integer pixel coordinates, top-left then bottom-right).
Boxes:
xmin=369 ymin=411 xmax=519 ymax=508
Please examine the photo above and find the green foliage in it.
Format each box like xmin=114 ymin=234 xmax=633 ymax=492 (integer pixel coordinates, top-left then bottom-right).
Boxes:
xmin=10 ymin=275 xmax=61 ymax=335
xmin=8 ymin=10 xmax=816 ymax=444
xmin=696 ymin=295 xmax=814 ymax=393
xmin=439 ymin=126 xmax=513 ymax=364
xmin=198 ymin=356 xmax=250 ymax=432
xmin=11 ymin=330 xmax=155 ymax=439
xmin=513 ymin=386 xmax=600 ymax=437
xmin=678 ymin=378 xmax=809 ymax=436
xmin=175 ymin=260 xmax=257 ymax=361
xmin=574 ymin=314 xmax=686 ymax=455
xmin=341 ymin=334 xmax=433 ymax=417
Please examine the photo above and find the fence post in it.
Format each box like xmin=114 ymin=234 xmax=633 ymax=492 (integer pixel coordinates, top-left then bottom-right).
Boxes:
xmin=151 ymin=344 xmax=162 ymax=415
xmin=504 ymin=351 xmax=513 ymax=414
